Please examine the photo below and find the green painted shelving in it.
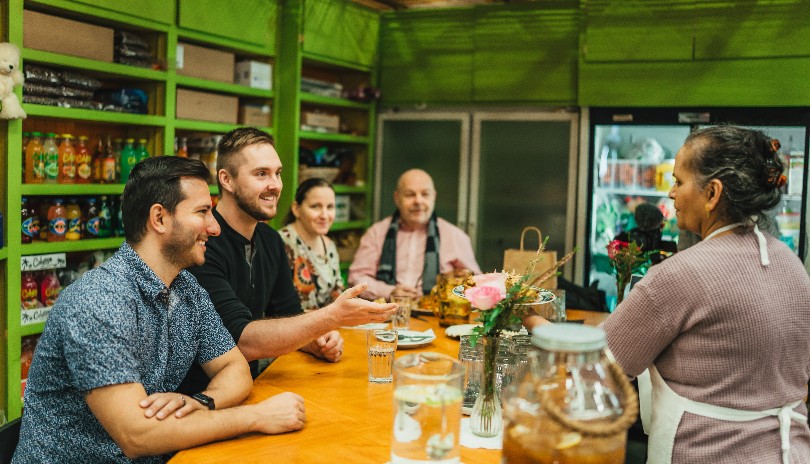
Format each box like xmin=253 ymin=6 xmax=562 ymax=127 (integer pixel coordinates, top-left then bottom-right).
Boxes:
xmin=25 ymin=105 xmax=167 ymax=126
xmin=21 ymin=323 xmax=46 ymax=338
xmin=21 ymin=238 xmax=125 ymax=255
xmin=174 ymin=119 xmax=270 ymax=133
xmin=300 ymin=93 xmax=370 ymax=110
xmin=21 ymin=184 xmax=125 ymax=196
xmin=22 ymin=49 xmax=168 ymax=81
xmin=176 ymin=76 xmax=274 ymax=98
xmin=298 ymin=130 xmax=368 ymax=144
xmin=330 ymin=220 xmax=368 ymax=231
xmin=0 ymin=248 xmax=7 ymax=261
xmin=333 ymin=185 xmax=367 ymax=194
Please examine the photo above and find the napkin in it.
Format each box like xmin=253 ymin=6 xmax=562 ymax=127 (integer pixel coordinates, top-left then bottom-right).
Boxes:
xmin=344 ymin=323 xmax=389 ymax=330
xmin=399 ymin=328 xmax=435 ymax=340
xmin=460 ymin=418 xmax=503 ymax=450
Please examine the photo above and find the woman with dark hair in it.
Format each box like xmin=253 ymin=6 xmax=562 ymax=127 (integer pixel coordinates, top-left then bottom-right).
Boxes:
xmin=279 ymin=178 xmax=344 ymax=311
xmin=526 ymin=126 xmax=810 ymax=463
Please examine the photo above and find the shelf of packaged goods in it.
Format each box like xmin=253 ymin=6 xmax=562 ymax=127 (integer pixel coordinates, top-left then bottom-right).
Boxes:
xmin=28 ymin=0 xmax=172 ymax=32
xmin=0 ymin=247 xmax=7 ymax=261
xmin=22 ymin=49 xmax=168 ymax=82
xmin=24 ymin=104 xmax=167 ymax=126
xmin=300 ymin=93 xmax=370 ymax=110
xmin=21 ymin=184 xmax=125 ymax=196
xmin=302 ymin=54 xmax=373 ymax=73
xmin=177 ymin=29 xmax=273 ymax=58
xmin=595 ymin=187 xmax=671 ymax=198
xmin=21 ymin=237 xmax=124 ymax=255
xmin=174 ymin=119 xmax=271 ymax=134
xmin=333 ymin=184 xmax=367 ymax=194
xmin=176 ymin=77 xmax=273 ymax=99
xmin=330 ymin=220 xmax=367 ymax=232
xmin=21 ymin=322 xmax=46 ymax=337
xmin=298 ymin=131 xmax=368 ymax=144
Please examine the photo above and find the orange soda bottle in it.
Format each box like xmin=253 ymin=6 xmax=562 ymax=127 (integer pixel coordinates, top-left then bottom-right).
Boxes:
xmin=75 ymin=136 xmax=92 ymax=184
xmin=47 ymin=198 xmax=67 ymax=242
xmin=59 ymin=134 xmax=77 ymax=183
xmin=25 ymin=132 xmax=45 ymax=184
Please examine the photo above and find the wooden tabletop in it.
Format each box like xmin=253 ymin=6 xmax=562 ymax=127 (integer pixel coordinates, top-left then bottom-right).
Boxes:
xmin=170 ymin=309 xmax=608 ymax=464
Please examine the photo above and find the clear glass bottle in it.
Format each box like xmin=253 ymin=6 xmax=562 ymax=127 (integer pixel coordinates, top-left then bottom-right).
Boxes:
xmin=502 ymin=323 xmax=637 ymax=464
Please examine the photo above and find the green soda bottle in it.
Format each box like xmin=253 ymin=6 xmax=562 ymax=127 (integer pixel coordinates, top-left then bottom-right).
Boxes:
xmin=119 ymin=138 xmax=137 ymax=183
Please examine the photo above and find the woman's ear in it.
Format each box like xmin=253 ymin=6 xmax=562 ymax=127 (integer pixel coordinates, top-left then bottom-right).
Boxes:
xmin=705 ymin=178 xmax=724 ymax=212
xmin=290 ymin=201 xmax=300 ymax=220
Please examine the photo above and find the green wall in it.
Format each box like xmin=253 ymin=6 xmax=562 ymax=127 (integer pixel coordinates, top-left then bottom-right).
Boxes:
xmin=379 ymin=0 xmax=810 ymax=107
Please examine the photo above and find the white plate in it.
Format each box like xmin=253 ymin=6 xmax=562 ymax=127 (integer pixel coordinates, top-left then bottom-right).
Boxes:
xmin=397 ymin=330 xmax=436 ymax=349
xmin=444 ymin=323 xmax=482 ymax=339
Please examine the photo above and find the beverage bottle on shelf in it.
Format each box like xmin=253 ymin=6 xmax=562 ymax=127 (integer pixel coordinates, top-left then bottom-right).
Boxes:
xmin=176 ymin=137 xmax=188 ymax=157
xmin=120 ymin=138 xmax=137 ymax=183
xmin=38 ymin=199 xmax=50 ymax=241
xmin=113 ymin=197 xmax=125 ymax=237
xmin=21 ymin=197 xmax=40 ymax=244
xmin=98 ymin=196 xmax=112 ymax=238
xmin=43 ymin=133 xmax=60 ymax=184
xmin=47 ymin=199 xmax=67 ymax=242
xmin=21 ymin=335 xmax=39 ymax=400
xmin=136 ymin=138 xmax=150 ymax=163
xmin=39 ymin=270 xmax=62 ymax=307
xmin=75 ymin=135 xmax=92 ymax=184
xmin=65 ymin=198 xmax=83 ymax=241
xmin=93 ymin=136 xmax=105 ymax=183
xmin=102 ymin=137 xmax=117 ymax=183
xmin=22 ymin=132 xmax=30 ymax=182
xmin=58 ymin=134 xmax=77 ymax=183
xmin=113 ymin=138 xmax=123 ymax=182
xmin=21 ymin=272 xmax=39 ymax=309
xmin=25 ymin=132 xmax=45 ymax=184
xmin=84 ymin=197 xmax=101 ymax=239
xmin=207 ymin=136 xmax=220 ymax=180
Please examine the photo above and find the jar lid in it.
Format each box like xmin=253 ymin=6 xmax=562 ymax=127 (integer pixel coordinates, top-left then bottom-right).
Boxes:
xmin=531 ymin=323 xmax=606 ymax=352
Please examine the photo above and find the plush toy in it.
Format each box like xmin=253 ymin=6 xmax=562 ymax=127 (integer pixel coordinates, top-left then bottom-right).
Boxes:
xmin=0 ymin=42 xmax=27 ymax=119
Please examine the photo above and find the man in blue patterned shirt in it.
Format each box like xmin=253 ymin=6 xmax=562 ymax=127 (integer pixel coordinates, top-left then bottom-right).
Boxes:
xmin=14 ymin=157 xmax=306 ymax=463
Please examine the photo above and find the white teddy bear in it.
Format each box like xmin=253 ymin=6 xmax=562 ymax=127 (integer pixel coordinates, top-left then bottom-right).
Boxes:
xmin=0 ymin=42 xmax=27 ymax=119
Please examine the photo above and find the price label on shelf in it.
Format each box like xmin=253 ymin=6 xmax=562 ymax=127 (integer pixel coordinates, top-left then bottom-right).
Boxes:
xmin=21 ymin=253 xmax=67 ymax=271
xmin=21 ymin=306 xmax=51 ymax=326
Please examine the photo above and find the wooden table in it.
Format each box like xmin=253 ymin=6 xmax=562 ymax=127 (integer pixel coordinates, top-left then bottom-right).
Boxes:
xmin=170 ymin=310 xmax=608 ymax=464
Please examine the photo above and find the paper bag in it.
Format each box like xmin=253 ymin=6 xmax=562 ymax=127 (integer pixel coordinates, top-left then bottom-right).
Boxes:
xmin=502 ymin=227 xmax=558 ymax=289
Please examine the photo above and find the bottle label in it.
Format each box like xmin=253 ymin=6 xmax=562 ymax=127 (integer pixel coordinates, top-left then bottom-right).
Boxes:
xmin=86 ymin=216 xmax=101 ymax=236
xmin=43 ymin=286 xmax=61 ymax=306
xmin=62 ymin=163 xmax=76 ymax=179
xmin=103 ymin=162 xmax=116 ymax=182
xmin=21 ymin=288 xmax=39 ymax=309
xmin=22 ymin=217 xmax=40 ymax=238
xmin=67 ymin=217 xmax=82 ymax=239
xmin=49 ymin=217 xmax=67 ymax=236
xmin=33 ymin=154 xmax=45 ymax=180
xmin=45 ymin=157 xmax=59 ymax=179
xmin=77 ymin=163 xmax=92 ymax=180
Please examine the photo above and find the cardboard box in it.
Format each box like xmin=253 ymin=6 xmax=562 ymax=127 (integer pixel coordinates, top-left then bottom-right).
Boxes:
xmin=235 ymin=61 xmax=272 ymax=90
xmin=176 ymin=89 xmax=238 ymax=124
xmin=302 ymin=111 xmax=340 ymax=133
xmin=24 ymin=10 xmax=114 ymax=62
xmin=239 ymin=105 xmax=271 ymax=127
xmin=176 ymin=42 xmax=234 ymax=83
xmin=335 ymin=195 xmax=350 ymax=223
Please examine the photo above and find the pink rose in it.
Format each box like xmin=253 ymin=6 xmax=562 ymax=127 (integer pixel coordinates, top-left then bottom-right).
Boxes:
xmin=465 ymin=285 xmax=505 ymax=310
xmin=606 ymin=240 xmax=628 ymax=260
xmin=472 ymin=273 xmax=508 ymax=294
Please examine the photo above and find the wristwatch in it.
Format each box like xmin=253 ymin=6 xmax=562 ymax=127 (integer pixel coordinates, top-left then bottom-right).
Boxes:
xmin=191 ymin=392 xmax=216 ymax=410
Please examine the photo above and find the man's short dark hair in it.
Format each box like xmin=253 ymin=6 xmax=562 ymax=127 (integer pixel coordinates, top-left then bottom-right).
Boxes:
xmin=122 ymin=156 xmax=211 ymax=243
xmin=216 ymin=127 xmax=274 ymax=191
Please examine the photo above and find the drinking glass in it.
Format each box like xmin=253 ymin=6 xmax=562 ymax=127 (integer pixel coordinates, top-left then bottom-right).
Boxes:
xmin=367 ymin=329 xmax=397 ymax=383
xmin=391 ymin=352 xmax=465 ymax=463
xmin=391 ymin=296 xmax=413 ymax=330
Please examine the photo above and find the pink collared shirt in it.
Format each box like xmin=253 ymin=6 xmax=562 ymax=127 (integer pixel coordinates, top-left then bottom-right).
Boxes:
xmin=348 ymin=216 xmax=482 ymax=300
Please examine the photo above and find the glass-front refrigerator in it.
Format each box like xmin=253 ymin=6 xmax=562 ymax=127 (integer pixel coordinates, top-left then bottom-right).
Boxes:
xmin=585 ymin=108 xmax=809 ymax=306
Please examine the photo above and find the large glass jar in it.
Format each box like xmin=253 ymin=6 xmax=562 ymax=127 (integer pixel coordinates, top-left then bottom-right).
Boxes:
xmin=502 ymin=323 xmax=638 ymax=464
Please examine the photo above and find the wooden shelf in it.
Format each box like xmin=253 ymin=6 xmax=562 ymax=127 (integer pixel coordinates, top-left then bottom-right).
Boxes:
xmin=177 ymin=29 xmax=273 ymax=57
xmin=300 ymin=93 xmax=370 ymax=110
xmin=22 ymin=184 xmax=125 ymax=196
xmin=331 ymin=220 xmax=367 ymax=231
xmin=333 ymin=184 xmax=368 ymax=194
xmin=174 ymin=119 xmax=271 ymax=133
xmin=24 ymin=104 xmax=167 ymax=126
xmin=299 ymin=131 xmax=368 ymax=144
xmin=302 ymin=54 xmax=373 ymax=73
xmin=176 ymin=76 xmax=273 ymax=99
xmin=23 ymin=49 xmax=168 ymax=81
xmin=21 ymin=322 xmax=46 ymax=337
xmin=21 ymin=237 xmax=124 ymax=255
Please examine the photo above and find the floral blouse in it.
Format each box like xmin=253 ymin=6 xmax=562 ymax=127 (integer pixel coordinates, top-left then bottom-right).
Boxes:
xmin=279 ymin=224 xmax=344 ymax=311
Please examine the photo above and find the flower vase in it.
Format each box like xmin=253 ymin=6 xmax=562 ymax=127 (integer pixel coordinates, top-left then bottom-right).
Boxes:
xmin=470 ymin=335 xmax=503 ymax=437
xmin=616 ymin=275 xmax=628 ymax=304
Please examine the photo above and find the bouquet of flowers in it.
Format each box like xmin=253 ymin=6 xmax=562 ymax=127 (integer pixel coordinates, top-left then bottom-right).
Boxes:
xmin=459 ymin=247 xmax=576 ymax=437
xmin=606 ymin=240 xmax=650 ymax=304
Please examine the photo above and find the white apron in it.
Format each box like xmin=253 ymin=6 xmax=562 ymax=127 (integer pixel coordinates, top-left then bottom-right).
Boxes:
xmin=639 ymin=366 xmax=807 ymax=464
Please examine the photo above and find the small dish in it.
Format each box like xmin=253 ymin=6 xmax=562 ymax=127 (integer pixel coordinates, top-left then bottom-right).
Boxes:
xmin=444 ymin=323 xmax=482 ymax=339
xmin=397 ymin=330 xmax=436 ymax=349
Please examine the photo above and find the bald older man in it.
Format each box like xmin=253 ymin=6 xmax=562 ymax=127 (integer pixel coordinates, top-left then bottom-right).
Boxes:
xmin=349 ymin=169 xmax=481 ymax=300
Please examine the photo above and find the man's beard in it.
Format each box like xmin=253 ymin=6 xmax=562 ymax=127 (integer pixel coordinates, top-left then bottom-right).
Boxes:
xmin=233 ymin=184 xmax=276 ymax=222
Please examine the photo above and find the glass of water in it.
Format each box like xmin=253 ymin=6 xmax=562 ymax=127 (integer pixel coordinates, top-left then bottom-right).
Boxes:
xmin=391 ymin=352 xmax=465 ymax=464
xmin=367 ymin=329 xmax=398 ymax=383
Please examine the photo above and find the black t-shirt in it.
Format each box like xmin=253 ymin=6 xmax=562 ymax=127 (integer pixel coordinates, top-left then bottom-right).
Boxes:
xmin=178 ymin=207 xmax=302 ymax=394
